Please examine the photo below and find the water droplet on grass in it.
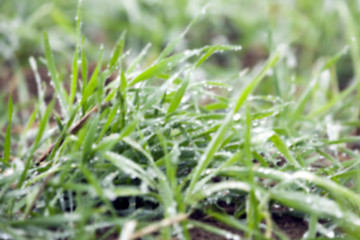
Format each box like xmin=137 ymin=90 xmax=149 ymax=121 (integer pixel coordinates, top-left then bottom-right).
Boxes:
xmin=266 ymin=69 xmax=274 ymax=76
xmin=234 ymin=46 xmax=242 ymax=51
xmin=233 ymin=113 xmax=241 ymax=121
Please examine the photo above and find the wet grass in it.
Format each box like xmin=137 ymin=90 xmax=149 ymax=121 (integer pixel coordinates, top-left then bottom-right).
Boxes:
xmin=1 ymin=1 xmax=360 ymax=240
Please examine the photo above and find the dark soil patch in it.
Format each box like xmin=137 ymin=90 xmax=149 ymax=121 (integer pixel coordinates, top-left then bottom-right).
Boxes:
xmin=184 ymin=210 xmax=307 ymax=240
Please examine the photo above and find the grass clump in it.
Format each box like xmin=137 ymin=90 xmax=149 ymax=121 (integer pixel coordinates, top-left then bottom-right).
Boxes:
xmin=2 ymin=2 xmax=360 ymax=240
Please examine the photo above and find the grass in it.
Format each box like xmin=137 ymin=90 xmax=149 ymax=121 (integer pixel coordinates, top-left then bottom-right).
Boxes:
xmin=1 ymin=1 xmax=360 ymax=240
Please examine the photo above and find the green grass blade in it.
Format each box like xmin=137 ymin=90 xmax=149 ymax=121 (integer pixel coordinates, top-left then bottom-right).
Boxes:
xmin=18 ymin=99 xmax=55 ymax=188
xmin=209 ymin=212 xmax=268 ymax=240
xmin=188 ymin=220 xmax=243 ymax=240
xmin=33 ymin=99 xmax=56 ymax=150
xmin=126 ymin=43 xmax=152 ymax=74
xmin=81 ymin=36 xmax=88 ymax=91
xmin=109 ymin=31 xmax=126 ymax=70
xmin=81 ymin=48 xmax=104 ymax=109
xmin=186 ymin=49 xmax=281 ymax=198
xmin=81 ymin=117 xmax=99 ymax=163
xmin=70 ymin=47 xmax=78 ymax=108
xmin=103 ymin=151 xmax=155 ymax=188
xmin=166 ymin=76 xmax=189 ymax=116
xmin=129 ymin=50 xmax=200 ymax=87
xmin=233 ymin=49 xmax=281 ymax=113
xmin=194 ymin=45 xmax=242 ymax=68
xmin=270 ymin=134 xmax=301 ymax=167
xmin=43 ymin=31 xmax=68 ymax=116
xmin=292 ymin=171 xmax=360 ymax=208
xmin=189 ymin=181 xmax=250 ymax=204
xmin=270 ymin=190 xmax=360 ymax=234
xmin=308 ymin=79 xmax=357 ymax=118
xmin=3 ymin=95 xmax=13 ymax=166
xmin=69 ymin=0 xmax=82 ymax=107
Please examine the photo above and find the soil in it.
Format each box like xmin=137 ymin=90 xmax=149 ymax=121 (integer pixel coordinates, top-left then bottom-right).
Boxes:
xmin=183 ymin=208 xmax=307 ymax=240
xmin=186 ymin=215 xmax=307 ymax=240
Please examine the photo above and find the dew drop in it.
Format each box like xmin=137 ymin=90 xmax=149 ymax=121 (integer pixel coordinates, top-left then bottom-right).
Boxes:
xmin=233 ymin=113 xmax=241 ymax=121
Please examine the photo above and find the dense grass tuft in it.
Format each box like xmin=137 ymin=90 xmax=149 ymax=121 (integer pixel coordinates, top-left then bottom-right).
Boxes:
xmin=1 ymin=1 xmax=360 ymax=240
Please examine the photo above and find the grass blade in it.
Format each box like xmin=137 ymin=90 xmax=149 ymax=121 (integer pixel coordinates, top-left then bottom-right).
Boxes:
xmin=43 ymin=31 xmax=68 ymax=116
xmin=186 ymin=49 xmax=281 ymax=198
xmin=109 ymin=31 xmax=126 ymax=70
xmin=270 ymin=133 xmax=301 ymax=167
xmin=3 ymin=95 xmax=13 ymax=166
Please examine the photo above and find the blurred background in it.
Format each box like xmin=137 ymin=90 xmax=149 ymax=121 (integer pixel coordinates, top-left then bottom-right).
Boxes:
xmin=0 ymin=0 xmax=359 ymax=118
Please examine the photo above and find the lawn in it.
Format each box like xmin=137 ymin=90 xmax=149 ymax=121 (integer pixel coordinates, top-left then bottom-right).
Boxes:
xmin=1 ymin=0 xmax=360 ymax=239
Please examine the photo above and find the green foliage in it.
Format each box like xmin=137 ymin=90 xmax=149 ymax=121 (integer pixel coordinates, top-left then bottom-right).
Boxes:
xmin=1 ymin=1 xmax=360 ymax=240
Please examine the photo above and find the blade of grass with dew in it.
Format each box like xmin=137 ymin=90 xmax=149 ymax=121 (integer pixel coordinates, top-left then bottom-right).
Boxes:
xmin=287 ymin=76 xmax=317 ymax=127
xmin=270 ymin=133 xmax=301 ymax=167
xmin=12 ymin=213 xmax=82 ymax=227
xmin=270 ymin=190 xmax=360 ymax=236
xmin=289 ymin=45 xmax=352 ymax=125
xmin=307 ymin=78 xmax=358 ymax=118
xmin=244 ymin=103 xmax=260 ymax=238
xmin=186 ymin=49 xmax=281 ymax=198
xmin=166 ymin=75 xmax=190 ymax=119
xmin=219 ymin=166 xmax=292 ymax=182
xmin=43 ymin=31 xmax=68 ymax=117
xmin=108 ymin=31 xmax=126 ymax=70
xmin=194 ymin=44 xmax=242 ymax=68
xmin=3 ymin=95 xmax=12 ymax=167
xmin=157 ymin=132 xmax=178 ymax=190
xmin=129 ymin=50 xmax=200 ymax=87
xmin=81 ymin=117 xmax=99 ymax=163
xmin=79 ymin=165 xmax=116 ymax=216
xmin=120 ymin=221 xmax=137 ymax=240
xmin=29 ymin=57 xmax=46 ymax=117
xmin=292 ymin=171 xmax=360 ymax=208
xmin=18 ymin=105 xmax=39 ymax=154
xmin=81 ymin=47 xmax=104 ymax=110
xmin=189 ymin=181 xmax=251 ymax=204
xmin=0 ymin=223 xmax=27 ymax=240
xmin=103 ymin=151 xmax=156 ymax=188
xmin=321 ymin=45 xmax=349 ymax=71
xmin=81 ymin=36 xmax=88 ymax=92
xmin=315 ymin=148 xmax=341 ymax=167
xmin=126 ymin=43 xmax=152 ymax=74
xmin=18 ymin=99 xmax=55 ymax=188
xmin=111 ymin=70 xmax=128 ymax=132
xmin=187 ymin=220 xmax=243 ymax=240
xmin=43 ymin=104 xmax=81 ymax=164
xmin=119 ymin=137 xmax=175 ymax=207
xmin=97 ymin=102 xmax=120 ymax=141
xmin=95 ymin=121 xmax=139 ymax=152
xmin=166 ymin=45 xmax=241 ymax=119
xmin=209 ymin=212 xmax=270 ymax=240
xmin=306 ymin=214 xmax=318 ymax=239
xmin=325 ymin=136 xmax=360 ymax=145
xmin=69 ymin=0 xmax=82 ymax=108
xmin=115 ymin=137 xmax=175 ymax=236
xmin=192 ymin=151 xmax=242 ymax=193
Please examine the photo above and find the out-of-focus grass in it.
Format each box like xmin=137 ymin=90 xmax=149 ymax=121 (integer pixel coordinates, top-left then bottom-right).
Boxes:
xmin=1 ymin=0 xmax=360 ymax=240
